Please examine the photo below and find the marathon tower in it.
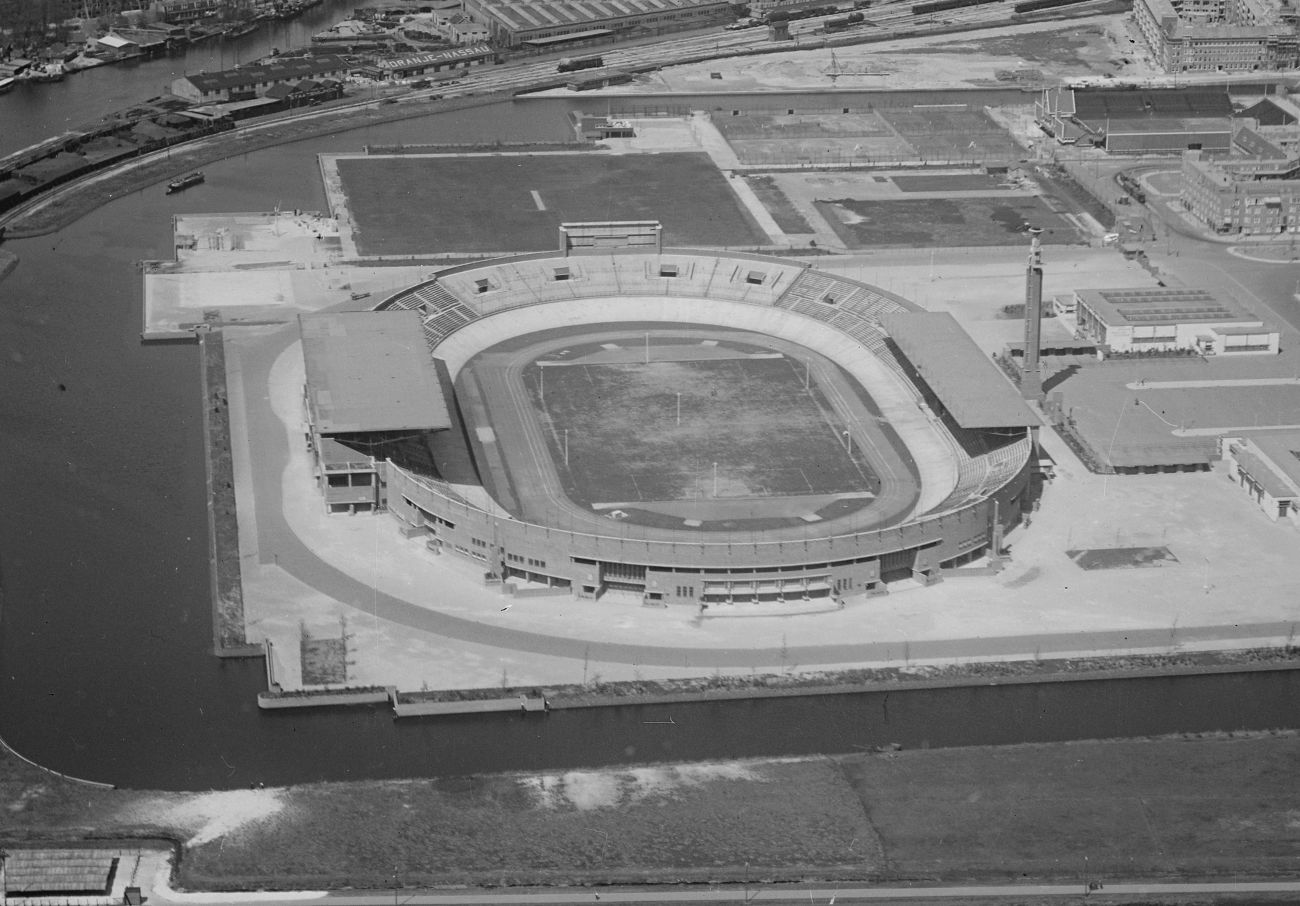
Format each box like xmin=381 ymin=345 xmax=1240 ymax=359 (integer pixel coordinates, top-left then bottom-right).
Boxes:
xmin=1020 ymin=227 xmax=1045 ymax=401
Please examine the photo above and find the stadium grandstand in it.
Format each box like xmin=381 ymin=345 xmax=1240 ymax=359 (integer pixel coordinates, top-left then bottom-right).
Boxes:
xmin=297 ymin=224 xmax=1035 ymax=606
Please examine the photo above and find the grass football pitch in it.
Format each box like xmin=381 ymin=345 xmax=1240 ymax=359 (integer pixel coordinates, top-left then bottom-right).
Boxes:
xmin=336 ymin=153 xmax=764 ymax=255
xmin=524 ymin=354 xmax=878 ymax=506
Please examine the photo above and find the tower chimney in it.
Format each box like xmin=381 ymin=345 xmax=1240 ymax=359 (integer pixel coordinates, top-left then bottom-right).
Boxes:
xmin=1021 ymin=227 xmax=1045 ymax=401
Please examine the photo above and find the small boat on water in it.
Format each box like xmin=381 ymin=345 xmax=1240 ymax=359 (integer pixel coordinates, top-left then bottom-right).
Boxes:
xmin=166 ymin=171 xmax=205 ymax=194
xmin=0 ymin=75 xmax=15 ymax=94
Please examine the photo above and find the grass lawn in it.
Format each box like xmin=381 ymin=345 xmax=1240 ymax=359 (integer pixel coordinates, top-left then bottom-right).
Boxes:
xmin=746 ymin=175 xmax=815 ymax=233
xmin=336 ymin=153 xmax=763 ymax=255
xmin=179 ymin=759 xmax=881 ymax=888
xmin=818 ymin=196 xmax=1083 ymax=248
xmin=891 ymin=173 xmax=1006 ymax=193
xmin=842 ymin=734 xmax=1300 ymax=880
xmin=6 ymin=730 xmax=1300 ymax=890
xmin=524 ymin=352 xmax=877 ymax=505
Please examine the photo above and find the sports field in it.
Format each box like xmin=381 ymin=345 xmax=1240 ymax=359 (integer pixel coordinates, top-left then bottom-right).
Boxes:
xmin=523 ymin=346 xmax=878 ymax=508
xmin=335 ymin=153 xmax=764 ymax=255
xmin=818 ymin=196 xmax=1083 ymax=248
xmin=710 ymin=108 xmax=1019 ymax=167
xmin=879 ymin=107 xmax=1021 ymax=163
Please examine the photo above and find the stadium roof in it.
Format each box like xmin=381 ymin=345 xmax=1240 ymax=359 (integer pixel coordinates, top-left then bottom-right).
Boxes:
xmin=300 ymin=311 xmax=450 ymax=434
xmin=880 ymin=311 xmax=1036 ymax=429
xmin=1071 ymin=87 xmax=1232 ymax=123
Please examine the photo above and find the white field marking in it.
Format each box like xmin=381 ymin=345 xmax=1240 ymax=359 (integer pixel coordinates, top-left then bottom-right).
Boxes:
xmin=530 ymin=189 xmax=546 ymax=211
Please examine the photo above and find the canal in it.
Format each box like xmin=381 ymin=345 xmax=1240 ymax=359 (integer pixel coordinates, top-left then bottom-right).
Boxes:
xmin=0 ymin=64 xmax=1297 ymax=791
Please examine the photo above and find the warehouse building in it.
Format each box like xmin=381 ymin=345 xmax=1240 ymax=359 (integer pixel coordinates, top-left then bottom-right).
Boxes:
xmin=1071 ymin=286 xmax=1279 ymax=356
xmin=357 ymin=45 xmax=496 ymax=80
xmin=461 ymin=0 xmax=731 ymax=48
xmin=170 ymin=55 xmax=350 ymax=104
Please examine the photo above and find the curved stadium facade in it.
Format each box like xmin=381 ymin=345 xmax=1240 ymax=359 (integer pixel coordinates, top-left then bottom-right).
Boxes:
xmin=301 ymin=226 xmax=1036 ymax=607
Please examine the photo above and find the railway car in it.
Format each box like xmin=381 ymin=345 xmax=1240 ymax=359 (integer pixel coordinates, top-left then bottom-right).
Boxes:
xmin=557 ymin=55 xmax=604 ymax=73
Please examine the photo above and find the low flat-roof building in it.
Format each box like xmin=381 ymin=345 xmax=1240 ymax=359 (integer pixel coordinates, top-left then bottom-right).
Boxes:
xmin=170 ymin=54 xmax=349 ymax=103
xmin=300 ymin=310 xmax=451 ymax=515
xmin=1180 ymin=148 xmax=1300 ymax=234
xmin=1072 ymin=286 xmax=1279 ymax=356
xmin=462 ymin=0 xmax=731 ymax=48
xmin=1221 ymin=431 xmax=1300 ymax=523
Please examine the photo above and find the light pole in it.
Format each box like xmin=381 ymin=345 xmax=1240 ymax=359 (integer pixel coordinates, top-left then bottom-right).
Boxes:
xmin=563 ymin=428 xmax=569 ymax=467
xmin=712 ymin=461 xmax=718 ymax=497
xmin=676 ymin=392 xmax=681 ymax=426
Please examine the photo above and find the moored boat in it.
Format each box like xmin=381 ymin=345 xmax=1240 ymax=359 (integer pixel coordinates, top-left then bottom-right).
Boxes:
xmin=166 ymin=171 xmax=205 ymax=193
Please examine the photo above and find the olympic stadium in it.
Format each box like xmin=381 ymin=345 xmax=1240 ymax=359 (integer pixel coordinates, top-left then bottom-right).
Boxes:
xmin=299 ymin=222 xmax=1037 ymax=607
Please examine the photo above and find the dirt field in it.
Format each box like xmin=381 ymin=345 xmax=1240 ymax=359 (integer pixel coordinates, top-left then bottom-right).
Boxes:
xmin=335 ymin=153 xmax=764 ymax=255
xmin=525 ymin=345 xmax=879 ymax=508
xmin=819 ymin=196 xmax=1085 ymax=249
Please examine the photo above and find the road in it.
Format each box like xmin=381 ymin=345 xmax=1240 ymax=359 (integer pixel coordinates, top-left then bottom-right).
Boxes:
xmin=150 ymin=878 xmax=1300 ymax=905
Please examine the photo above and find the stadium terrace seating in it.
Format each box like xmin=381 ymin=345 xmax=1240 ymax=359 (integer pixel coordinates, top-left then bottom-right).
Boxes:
xmin=925 ymin=435 xmax=1031 ymax=516
xmin=777 ymin=271 xmax=909 ymax=326
xmin=378 ymin=279 xmax=483 ymax=346
xmin=977 ymin=436 xmax=1032 ymax=497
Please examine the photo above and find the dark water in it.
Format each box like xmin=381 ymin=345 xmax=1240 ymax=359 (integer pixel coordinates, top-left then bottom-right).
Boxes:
xmin=0 ymin=0 xmax=363 ymax=158
xmin=0 ymin=78 xmax=1297 ymax=791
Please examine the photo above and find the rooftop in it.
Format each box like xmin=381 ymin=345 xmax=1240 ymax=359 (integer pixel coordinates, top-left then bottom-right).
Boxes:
xmin=180 ymin=54 xmax=348 ymax=93
xmin=477 ymin=0 xmax=724 ymax=31
xmin=373 ymin=44 xmax=493 ymax=69
xmin=880 ymin=311 xmax=1036 ymax=430
xmin=1245 ymin=429 xmax=1300 ymax=492
xmin=1076 ymin=287 xmax=1256 ymax=326
xmin=1071 ymin=87 xmax=1233 ymax=123
xmin=300 ymin=310 xmax=451 ymax=434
